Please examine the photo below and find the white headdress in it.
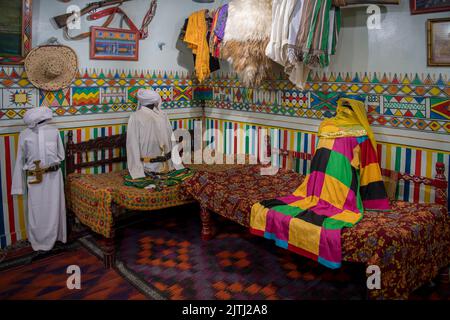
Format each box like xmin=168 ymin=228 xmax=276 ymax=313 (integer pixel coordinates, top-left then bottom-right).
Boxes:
xmin=137 ymin=88 xmax=162 ymax=110
xmin=23 ymin=107 xmax=53 ymax=128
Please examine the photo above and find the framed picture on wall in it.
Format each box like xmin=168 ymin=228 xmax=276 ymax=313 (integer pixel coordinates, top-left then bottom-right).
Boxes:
xmin=0 ymin=0 xmax=32 ymax=64
xmin=427 ymin=18 xmax=450 ymax=66
xmin=90 ymin=27 xmax=139 ymax=61
xmin=410 ymin=0 xmax=450 ymax=14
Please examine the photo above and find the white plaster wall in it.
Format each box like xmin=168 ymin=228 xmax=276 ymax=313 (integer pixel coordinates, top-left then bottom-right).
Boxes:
xmin=329 ymin=0 xmax=450 ymax=75
xmin=32 ymin=0 xmax=449 ymax=75
xmin=32 ymin=0 xmax=228 ymax=71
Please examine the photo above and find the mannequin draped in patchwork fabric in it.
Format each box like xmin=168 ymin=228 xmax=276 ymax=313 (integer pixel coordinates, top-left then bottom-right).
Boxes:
xmin=11 ymin=107 xmax=67 ymax=251
xmin=251 ymin=96 xmax=389 ymax=269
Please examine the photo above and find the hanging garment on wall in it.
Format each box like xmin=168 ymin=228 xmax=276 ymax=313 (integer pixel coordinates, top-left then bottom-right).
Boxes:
xmin=180 ymin=18 xmax=220 ymax=73
xmin=300 ymin=0 xmax=341 ymax=69
xmin=11 ymin=107 xmax=67 ymax=251
xmin=183 ymin=10 xmax=211 ymax=83
xmin=221 ymin=0 xmax=274 ymax=87
xmin=250 ymin=96 xmax=390 ymax=269
xmin=266 ymin=0 xmax=309 ymax=88
xmin=209 ymin=4 xmax=229 ymax=58
xmin=126 ymin=89 xmax=183 ymax=179
xmin=266 ymin=0 xmax=296 ymax=66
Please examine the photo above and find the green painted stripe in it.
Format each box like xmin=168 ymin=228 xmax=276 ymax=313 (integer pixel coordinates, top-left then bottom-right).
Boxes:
xmin=223 ymin=122 xmax=227 ymax=154
xmin=296 ymin=132 xmax=301 ymax=173
xmin=245 ymin=125 xmax=250 ymax=155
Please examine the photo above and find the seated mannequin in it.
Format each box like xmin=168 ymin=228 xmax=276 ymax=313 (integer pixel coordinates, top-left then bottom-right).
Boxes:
xmin=126 ymin=89 xmax=187 ymax=188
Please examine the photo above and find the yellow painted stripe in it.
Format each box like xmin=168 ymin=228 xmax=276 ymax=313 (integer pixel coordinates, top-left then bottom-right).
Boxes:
xmin=385 ymin=144 xmax=392 ymax=170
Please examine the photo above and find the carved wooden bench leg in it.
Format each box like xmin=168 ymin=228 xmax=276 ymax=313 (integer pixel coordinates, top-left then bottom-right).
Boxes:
xmin=102 ymin=202 xmax=120 ymax=268
xmin=102 ymin=234 xmax=116 ymax=269
xmin=200 ymin=206 xmax=215 ymax=241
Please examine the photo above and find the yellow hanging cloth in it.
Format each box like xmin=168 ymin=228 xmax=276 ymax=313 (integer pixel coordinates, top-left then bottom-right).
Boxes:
xmin=183 ymin=10 xmax=210 ymax=83
xmin=319 ymin=96 xmax=378 ymax=153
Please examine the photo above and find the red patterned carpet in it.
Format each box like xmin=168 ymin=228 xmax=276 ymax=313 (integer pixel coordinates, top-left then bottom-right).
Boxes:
xmin=0 ymin=246 xmax=146 ymax=300
xmin=0 ymin=209 xmax=448 ymax=300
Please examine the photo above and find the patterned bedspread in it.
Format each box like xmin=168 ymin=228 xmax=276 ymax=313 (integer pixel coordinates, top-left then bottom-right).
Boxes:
xmin=184 ymin=165 xmax=450 ymax=299
xmin=66 ymin=170 xmax=193 ymax=238
xmin=65 ymin=160 xmax=248 ymax=239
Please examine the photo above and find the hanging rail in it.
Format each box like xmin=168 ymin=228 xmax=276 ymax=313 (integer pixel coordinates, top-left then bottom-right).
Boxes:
xmin=333 ymin=0 xmax=400 ymax=6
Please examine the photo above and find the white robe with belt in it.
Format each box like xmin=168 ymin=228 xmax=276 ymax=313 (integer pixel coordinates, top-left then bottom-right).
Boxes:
xmin=11 ymin=123 xmax=67 ymax=251
xmin=126 ymin=107 xmax=182 ymax=179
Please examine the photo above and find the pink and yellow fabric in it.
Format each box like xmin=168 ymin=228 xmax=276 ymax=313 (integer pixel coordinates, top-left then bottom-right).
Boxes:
xmin=250 ymin=96 xmax=390 ymax=269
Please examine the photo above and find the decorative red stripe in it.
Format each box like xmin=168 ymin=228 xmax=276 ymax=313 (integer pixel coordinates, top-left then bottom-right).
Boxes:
xmin=233 ymin=123 xmax=238 ymax=155
xmin=311 ymin=134 xmax=316 ymax=155
xmin=4 ymin=137 xmax=16 ymax=243
xmin=414 ymin=150 xmax=422 ymax=203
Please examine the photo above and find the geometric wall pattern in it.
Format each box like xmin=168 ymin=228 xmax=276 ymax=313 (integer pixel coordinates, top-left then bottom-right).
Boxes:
xmin=205 ymin=117 xmax=450 ymax=205
xmin=201 ymin=71 xmax=450 ymax=134
xmin=0 ymin=66 xmax=197 ymax=121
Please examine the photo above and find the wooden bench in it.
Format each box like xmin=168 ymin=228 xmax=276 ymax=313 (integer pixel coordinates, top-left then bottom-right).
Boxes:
xmin=65 ymin=130 xmax=195 ymax=268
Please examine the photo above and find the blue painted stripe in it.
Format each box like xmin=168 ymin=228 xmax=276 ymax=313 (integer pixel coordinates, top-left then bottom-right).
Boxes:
xmin=303 ymin=133 xmax=309 ymax=175
xmin=404 ymin=148 xmax=411 ymax=201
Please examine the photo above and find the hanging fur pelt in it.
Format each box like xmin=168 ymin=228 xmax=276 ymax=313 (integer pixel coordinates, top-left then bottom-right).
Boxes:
xmin=221 ymin=0 xmax=274 ymax=87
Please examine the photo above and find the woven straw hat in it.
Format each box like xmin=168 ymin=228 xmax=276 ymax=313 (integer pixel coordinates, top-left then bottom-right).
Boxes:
xmin=25 ymin=45 xmax=78 ymax=91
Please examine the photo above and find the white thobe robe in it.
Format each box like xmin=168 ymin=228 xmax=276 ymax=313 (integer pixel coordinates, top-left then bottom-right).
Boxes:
xmin=126 ymin=107 xmax=182 ymax=179
xmin=266 ymin=0 xmax=308 ymax=89
xmin=11 ymin=122 xmax=67 ymax=251
xmin=266 ymin=0 xmax=296 ymax=66
xmin=284 ymin=0 xmax=309 ymax=89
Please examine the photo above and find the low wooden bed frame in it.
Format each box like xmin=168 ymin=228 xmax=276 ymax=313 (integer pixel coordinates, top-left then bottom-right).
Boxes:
xmin=66 ymin=131 xmax=127 ymax=267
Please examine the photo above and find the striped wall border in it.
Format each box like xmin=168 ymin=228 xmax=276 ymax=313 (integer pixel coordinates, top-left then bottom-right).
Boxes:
xmin=205 ymin=117 xmax=449 ymax=207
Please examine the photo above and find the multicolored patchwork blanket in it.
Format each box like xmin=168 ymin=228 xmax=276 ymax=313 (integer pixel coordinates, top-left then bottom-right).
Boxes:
xmin=250 ymin=135 xmax=390 ymax=269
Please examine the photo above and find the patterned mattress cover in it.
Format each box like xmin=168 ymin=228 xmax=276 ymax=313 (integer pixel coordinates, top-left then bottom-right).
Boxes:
xmin=66 ymin=170 xmax=193 ymax=238
xmin=184 ymin=165 xmax=450 ymax=300
xmin=65 ymin=159 xmax=249 ymax=239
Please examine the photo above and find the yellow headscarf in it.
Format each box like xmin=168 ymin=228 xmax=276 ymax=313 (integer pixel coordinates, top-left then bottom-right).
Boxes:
xmin=319 ymin=97 xmax=378 ymax=153
xmin=183 ymin=10 xmax=210 ymax=83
